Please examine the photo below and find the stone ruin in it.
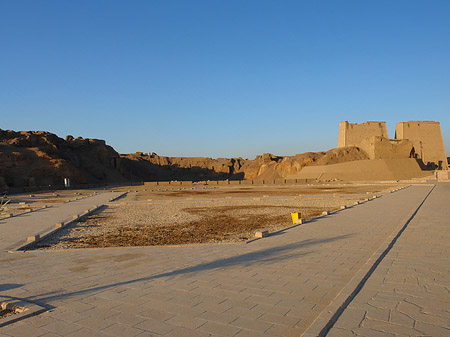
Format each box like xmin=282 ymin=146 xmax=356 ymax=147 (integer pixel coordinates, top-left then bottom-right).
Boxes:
xmin=338 ymin=121 xmax=448 ymax=170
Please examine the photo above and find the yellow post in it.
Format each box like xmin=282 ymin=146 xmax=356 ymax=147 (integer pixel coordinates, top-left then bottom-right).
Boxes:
xmin=291 ymin=212 xmax=301 ymax=224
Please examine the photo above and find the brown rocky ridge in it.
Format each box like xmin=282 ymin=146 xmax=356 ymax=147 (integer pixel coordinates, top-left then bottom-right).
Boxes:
xmin=0 ymin=128 xmax=371 ymax=190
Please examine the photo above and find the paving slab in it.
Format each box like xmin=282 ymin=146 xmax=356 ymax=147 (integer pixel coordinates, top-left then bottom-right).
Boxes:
xmin=0 ymin=184 xmax=446 ymax=336
xmin=327 ymin=182 xmax=450 ymax=337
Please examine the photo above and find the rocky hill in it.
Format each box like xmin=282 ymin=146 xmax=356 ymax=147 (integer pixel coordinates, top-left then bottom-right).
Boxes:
xmin=0 ymin=128 xmax=370 ymax=189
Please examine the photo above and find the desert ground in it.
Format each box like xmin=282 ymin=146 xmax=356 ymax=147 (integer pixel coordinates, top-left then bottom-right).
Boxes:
xmin=4 ymin=182 xmax=400 ymax=249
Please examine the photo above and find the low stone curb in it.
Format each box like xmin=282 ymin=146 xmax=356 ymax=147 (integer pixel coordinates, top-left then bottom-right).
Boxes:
xmin=249 ymin=193 xmax=384 ymax=242
xmin=8 ymin=204 xmax=105 ymax=252
xmin=108 ymin=192 xmax=127 ymax=202
xmin=0 ymin=205 xmax=51 ymax=221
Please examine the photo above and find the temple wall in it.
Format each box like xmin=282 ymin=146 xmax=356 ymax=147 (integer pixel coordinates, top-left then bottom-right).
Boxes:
xmin=337 ymin=121 xmax=388 ymax=148
xmin=395 ymin=121 xmax=448 ymax=169
xmin=358 ymin=136 xmax=413 ymax=160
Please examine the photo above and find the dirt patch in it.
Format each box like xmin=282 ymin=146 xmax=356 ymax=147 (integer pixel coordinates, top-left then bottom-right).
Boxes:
xmin=132 ymin=184 xmax=397 ymax=201
xmin=31 ymin=194 xmax=365 ymax=249
xmin=26 ymin=183 xmax=400 ymax=249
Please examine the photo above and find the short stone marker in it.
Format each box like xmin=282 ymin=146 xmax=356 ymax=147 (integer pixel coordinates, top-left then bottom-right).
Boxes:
xmin=27 ymin=235 xmax=40 ymax=242
xmin=255 ymin=231 xmax=269 ymax=238
xmin=322 ymin=211 xmax=329 ymax=216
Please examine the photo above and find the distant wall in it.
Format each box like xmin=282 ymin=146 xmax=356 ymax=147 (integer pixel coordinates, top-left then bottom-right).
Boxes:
xmin=395 ymin=121 xmax=448 ymax=169
xmin=337 ymin=121 xmax=388 ymax=148
xmin=294 ymin=158 xmax=432 ymax=181
xmin=358 ymin=136 xmax=413 ymax=160
xmin=143 ymin=179 xmax=308 ymax=187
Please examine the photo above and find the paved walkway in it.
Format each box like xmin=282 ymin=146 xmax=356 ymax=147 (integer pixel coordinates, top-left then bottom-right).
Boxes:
xmin=327 ymin=183 xmax=450 ymax=337
xmin=0 ymin=184 xmax=448 ymax=336
xmin=0 ymin=192 xmax=124 ymax=251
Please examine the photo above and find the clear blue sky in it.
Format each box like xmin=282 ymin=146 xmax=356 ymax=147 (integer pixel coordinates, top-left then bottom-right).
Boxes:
xmin=1 ymin=0 xmax=449 ymax=158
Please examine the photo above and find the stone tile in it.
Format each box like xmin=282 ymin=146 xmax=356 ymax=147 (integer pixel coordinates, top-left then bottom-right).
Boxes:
xmin=81 ymin=307 xmax=117 ymax=320
xmin=265 ymin=324 xmax=303 ymax=337
xmin=364 ymin=307 xmax=390 ymax=322
xmin=326 ymin=327 xmax=357 ymax=337
xmin=23 ymin=314 xmax=60 ymax=328
xmin=258 ymin=312 xmax=301 ymax=327
xmin=75 ymin=316 xmax=114 ymax=330
xmin=223 ymin=307 xmax=264 ymax=320
xmin=0 ymin=323 xmax=48 ymax=337
xmin=100 ymin=323 xmax=144 ymax=337
xmin=193 ymin=300 xmax=233 ymax=313
xmin=40 ymin=320 xmax=83 ymax=335
xmin=362 ymin=318 xmax=425 ymax=335
xmin=165 ymin=326 xmax=211 ymax=337
xmin=106 ymin=312 xmax=146 ymax=326
xmin=388 ymin=310 xmax=415 ymax=327
xmin=414 ymin=321 xmax=450 ymax=336
xmin=66 ymin=327 xmax=109 ymax=337
xmin=230 ymin=317 xmax=273 ymax=332
xmin=198 ymin=321 xmax=242 ymax=337
xmin=198 ymin=310 xmax=239 ymax=325
xmin=334 ymin=308 xmax=366 ymax=329
xmin=137 ymin=308 xmax=175 ymax=321
xmin=234 ymin=329 xmax=270 ymax=337
xmin=134 ymin=318 xmax=175 ymax=335
xmin=164 ymin=314 xmax=207 ymax=329
xmin=351 ymin=327 xmax=396 ymax=337
xmin=251 ymin=303 xmax=290 ymax=316
xmin=50 ymin=309 xmax=89 ymax=323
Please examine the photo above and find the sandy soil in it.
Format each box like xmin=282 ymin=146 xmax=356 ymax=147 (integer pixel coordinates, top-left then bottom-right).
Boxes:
xmin=31 ymin=183 xmax=399 ymax=249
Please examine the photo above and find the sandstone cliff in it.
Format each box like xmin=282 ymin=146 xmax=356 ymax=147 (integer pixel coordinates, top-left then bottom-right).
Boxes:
xmin=0 ymin=128 xmax=370 ymax=189
xmin=0 ymin=129 xmax=124 ymax=188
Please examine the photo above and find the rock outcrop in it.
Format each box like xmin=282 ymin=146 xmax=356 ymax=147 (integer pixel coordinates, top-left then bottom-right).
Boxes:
xmin=0 ymin=128 xmax=372 ymax=189
xmin=0 ymin=129 xmax=124 ymax=188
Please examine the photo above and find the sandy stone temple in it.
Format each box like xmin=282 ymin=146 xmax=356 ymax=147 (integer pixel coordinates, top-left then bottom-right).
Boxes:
xmin=337 ymin=120 xmax=448 ymax=170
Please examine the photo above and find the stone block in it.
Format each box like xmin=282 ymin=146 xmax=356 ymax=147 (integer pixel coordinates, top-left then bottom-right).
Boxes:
xmin=322 ymin=211 xmax=329 ymax=216
xmin=340 ymin=205 xmax=347 ymax=210
xmin=55 ymin=222 xmax=64 ymax=228
xmin=255 ymin=231 xmax=269 ymax=238
xmin=27 ymin=235 xmax=40 ymax=242
xmin=295 ymin=218 xmax=304 ymax=224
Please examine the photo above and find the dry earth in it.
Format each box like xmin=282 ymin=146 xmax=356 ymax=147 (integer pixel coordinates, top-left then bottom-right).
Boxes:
xmin=29 ymin=183 xmax=398 ymax=249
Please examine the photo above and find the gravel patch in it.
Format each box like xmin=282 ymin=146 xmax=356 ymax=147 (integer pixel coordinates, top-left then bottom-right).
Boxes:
xmin=32 ymin=195 xmax=366 ymax=249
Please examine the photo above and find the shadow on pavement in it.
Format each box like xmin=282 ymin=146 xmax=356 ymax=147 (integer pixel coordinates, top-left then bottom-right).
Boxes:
xmin=21 ymin=234 xmax=354 ymax=306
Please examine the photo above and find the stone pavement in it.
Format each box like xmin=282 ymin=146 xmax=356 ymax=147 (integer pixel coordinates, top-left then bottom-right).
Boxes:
xmin=327 ymin=183 xmax=450 ymax=337
xmin=0 ymin=184 xmax=447 ymax=336
xmin=0 ymin=192 xmax=124 ymax=251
